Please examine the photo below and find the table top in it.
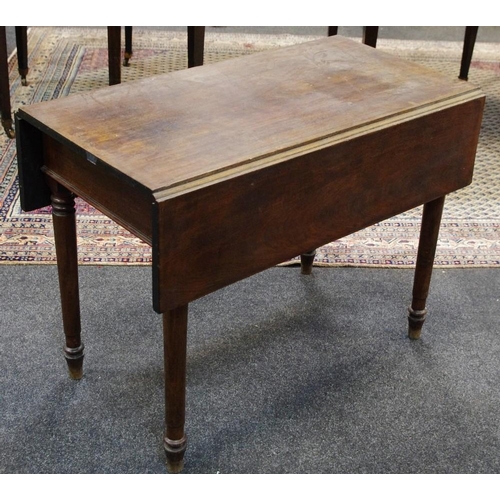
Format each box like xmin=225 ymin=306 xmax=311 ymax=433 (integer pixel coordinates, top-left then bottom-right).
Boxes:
xmin=18 ymin=35 xmax=482 ymax=198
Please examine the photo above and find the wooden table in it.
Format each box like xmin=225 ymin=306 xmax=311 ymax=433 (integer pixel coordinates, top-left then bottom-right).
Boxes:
xmin=15 ymin=36 xmax=484 ymax=472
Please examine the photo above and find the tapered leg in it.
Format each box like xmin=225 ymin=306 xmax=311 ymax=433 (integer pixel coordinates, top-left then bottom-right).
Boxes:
xmin=107 ymin=26 xmax=121 ymax=85
xmin=300 ymin=250 xmax=316 ymax=275
xmin=124 ymin=26 xmax=133 ymax=66
xmin=363 ymin=26 xmax=379 ymax=48
xmin=0 ymin=26 xmax=15 ymax=138
xmin=46 ymin=176 xmax=84 ymax=378
xmin=408 ymin=196 xmax=445 ymax=340
xmin=459 ymin=26 xmax=478 ymax=81
xmin=163 ymin=304 xmax=188 ymax=473
xmin=187 ymin=26 xmax=205 ymax=68
xmin=327 ymin=27 xmax=338 ymax=37
xmin=15 ymin=26 xmax=28 ymax=85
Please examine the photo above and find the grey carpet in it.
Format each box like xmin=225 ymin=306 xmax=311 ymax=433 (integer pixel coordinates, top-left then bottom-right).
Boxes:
xmin=1 ymin=265 xmax=498 ymax=473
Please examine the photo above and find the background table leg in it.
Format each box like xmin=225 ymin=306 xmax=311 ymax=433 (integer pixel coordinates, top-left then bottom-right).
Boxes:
xmin=163 ymin=304 xmax=188 ymax=473
xmin=123 ymin=26 xmax=133 ymax=67
xmin=300 ymin=249 xmax=316 ymax=275
xmin=107 ymin=26 xmax=121 ymax=86
xmin=46 ymin=176 xmax=84 ymax=379
xmin=0 ymin=27 xmax=15 ymax=138
xmin=14 ymin=26 xmax=28 ymax=85
xmin=459 ymin=26 xmax=479 ymax=81
xmin=187 ymin=26 xmax=205 ymax=68
xmin=408 ymin=196 xmax=446 ymax=340
xmin=362 ymin=26 xmax=379 ymax=48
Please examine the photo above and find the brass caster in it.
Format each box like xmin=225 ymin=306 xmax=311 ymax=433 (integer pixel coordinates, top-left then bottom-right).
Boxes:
xmin=166 ymin=459 xmax=184 ymax=473
xmin=123 ymin=52 xmax=132 ymax=67
xmin=2 ymin=120 xmax=15 ymax=139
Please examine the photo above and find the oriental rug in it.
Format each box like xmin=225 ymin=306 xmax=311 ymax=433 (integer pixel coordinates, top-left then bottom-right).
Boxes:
xmin=1 ymin=27 xmax=499 ymax=267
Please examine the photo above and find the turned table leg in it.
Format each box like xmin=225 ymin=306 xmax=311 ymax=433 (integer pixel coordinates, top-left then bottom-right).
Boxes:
xmin=408 ymin=196 xmax=446 ymax=340
xmin=163 ymin=304 xmax=188 ymax=473
xmin=46 ymin=176 xmax=84 ymax=379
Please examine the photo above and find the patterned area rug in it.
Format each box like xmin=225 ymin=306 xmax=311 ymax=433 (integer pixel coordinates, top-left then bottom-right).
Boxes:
xmin=1 ymin=27 xmax=500 ymax=267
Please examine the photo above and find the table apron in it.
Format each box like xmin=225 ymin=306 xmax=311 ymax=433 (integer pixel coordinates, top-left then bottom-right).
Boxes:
xmin=42 ymin=135 xmax=155 ymax=245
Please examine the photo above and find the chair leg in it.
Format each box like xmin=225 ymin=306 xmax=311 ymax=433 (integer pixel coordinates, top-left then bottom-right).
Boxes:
xmin=124 ymin=26 xmax=133 ymax=66
xmin=15 ymin=26 xmax=28 ymax=85
xmin=459 ymin=26 xmax=478 ymax=81
xmin=327 ymin=27 xmax=338 ymax=37
xmin=107 ymin=26 xmax=121 ymax=85
xmin=0 ymin=27 xmax=15 ymax=138
xmin=363 ymin=26 xmax=379 ymax=48
xmin=187 ymin=26 xmax=205 ymax=68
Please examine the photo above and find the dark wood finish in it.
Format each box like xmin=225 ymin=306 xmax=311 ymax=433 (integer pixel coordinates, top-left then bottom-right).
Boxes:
xmin=187 ymin=26 xmax=205 ymax=68
xmin=408 ymin=196 xmax=446 ymax=339
xmin=362 ymin=26 xmax=379 ymax=48
xmin=0 ymin=26 xmax=15 ymax=138
xmin=15 ymin=116 xmax=51 ymax=210
xmin=14 ymin=26 xmax=28 ymax=85
xmin=44 ymin=176 xmax=84 ymax=379
xmin=163 ymin=304 xmax=188 ymax=473
xmin=300 ymin=250 xmax=316 ymax=275
xmin=327 ymin=27 xmax=338 ymax=37
xmin=459 ymin=26 xmax=479 ymax=81
xmin=124 ymin=26 xmax=133 ymax=66
xmin=107 ymin=26 xmax=122 ymax=86
xmin=16 ymin=36 xmax=485 ymax=471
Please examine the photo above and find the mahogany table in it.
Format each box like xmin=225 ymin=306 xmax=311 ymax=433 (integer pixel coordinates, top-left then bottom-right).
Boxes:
xmin=15 ymin=36 xmax=484 ymax=472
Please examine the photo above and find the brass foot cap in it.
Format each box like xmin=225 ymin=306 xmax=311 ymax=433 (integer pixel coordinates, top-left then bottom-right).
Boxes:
xmin=408 ymin=327 xmax=422 ymax=340
xmin=2 ymin=121 xmax=15 ymax=139
xmin=166 ymin=459 xmax=184 ymax=473
xmin=68 ymin=366 xmax=84 ymax=380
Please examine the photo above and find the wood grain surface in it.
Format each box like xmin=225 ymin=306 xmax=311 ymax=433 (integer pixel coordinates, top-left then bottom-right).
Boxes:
xmin=17 ymin=36 xmax=482 ymax=196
